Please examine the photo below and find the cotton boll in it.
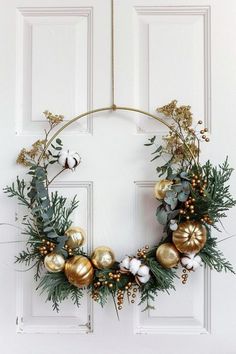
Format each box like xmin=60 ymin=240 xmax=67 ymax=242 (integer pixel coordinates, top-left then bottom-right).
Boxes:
xmin=129 ymin=258 xmax=141 ymax=275
xmin=137 ymin=273 xmax=150 ymax=284
xmin=135 ymin=264 xmax=150 ymax=284
xmin=58 ymin=150 xmax=81 ymax=170
xmin=66 ymin=155 xmax=77 ymax=169
xmin=170 ymin=219 xmax=178 ymax=231
xmin=137 ymin=264 xmax=149 ymax=277
xmin=119 ymin=256 xmax=130 ymax=272
xmin=181 ymin=253 xmax=202 ymax=271
xmin=58 ymin=151 xmax=68 ymax=166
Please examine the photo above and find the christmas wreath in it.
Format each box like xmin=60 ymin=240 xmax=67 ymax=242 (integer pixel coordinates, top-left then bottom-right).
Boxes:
xmin=4 ymin=101 xmax=235 ymax=313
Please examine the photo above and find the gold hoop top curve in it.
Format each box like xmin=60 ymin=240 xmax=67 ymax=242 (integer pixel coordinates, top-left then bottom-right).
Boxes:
xmin=38 ymin=105 xmax=198 ymax=166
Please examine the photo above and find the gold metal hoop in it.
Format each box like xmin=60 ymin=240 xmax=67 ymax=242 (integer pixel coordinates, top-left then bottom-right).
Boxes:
xmin=39 ymin=105 xmax=198 ymax=166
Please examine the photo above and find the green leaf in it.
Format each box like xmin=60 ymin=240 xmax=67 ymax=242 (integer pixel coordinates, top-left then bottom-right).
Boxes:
xmin=150 ymin=154 xmax=161 ymax=162
xmin=44 ymin=226 xmax=54 ymax=233
xmin=151 ymin=146 xmax=162 ymax=155
xmin=47 ymin=231 xmax=58 ymax=239
xmin=56 ymin=138 xmax=63 ymax=146
xmin=156 ymin=207 xmax=168 ymax=225
xmin=150 ymin=136 xmax=156 ymax=143
xmin=177 ymin=192 xmax=189 ymax=202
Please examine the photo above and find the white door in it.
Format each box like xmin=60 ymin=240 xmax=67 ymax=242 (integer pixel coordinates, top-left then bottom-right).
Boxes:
xmin=0 ymin=0 xmax=236 ymax=353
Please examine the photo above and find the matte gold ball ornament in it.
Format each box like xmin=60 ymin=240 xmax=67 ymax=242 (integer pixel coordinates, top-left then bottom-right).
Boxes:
xmin=154 ymin=179 xmax=173 ymax=200
xmin=44 ymin=252 xmax=65 ymax=273
xmin=91 ymin=246 xmax=115 ymax=269
xmin=65 ymin=226 xmax=85 ymax=249
xmin=156 ymin=243 xmax=180 ymax=268
xmin=65 ymin=255 xmax=94 ymax=287
xmin=172 ymin=221 xmax=207 ymax=253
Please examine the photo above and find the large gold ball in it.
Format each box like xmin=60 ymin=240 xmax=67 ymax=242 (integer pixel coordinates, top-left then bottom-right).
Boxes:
xmin=156 ymin=243 xmax=180 ymax=268
xmin=91 ymin=246 xmax=115 ymax=269
xmin=154 ymin=179 xmax=173 ymax=200
xmin=65 ymin=255 xmax=94 ymax=287
xmin=172 ymin=221 xmax=207 ymax=253
xmin=44 ymin=252 xmax=65 ymax=273
xmin=65 ymin=226 xmax=85 ymax=249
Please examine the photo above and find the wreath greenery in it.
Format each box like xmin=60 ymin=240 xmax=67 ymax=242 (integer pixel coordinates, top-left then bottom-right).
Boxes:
xmin=4 ymin=100 xmax=236 ymax=314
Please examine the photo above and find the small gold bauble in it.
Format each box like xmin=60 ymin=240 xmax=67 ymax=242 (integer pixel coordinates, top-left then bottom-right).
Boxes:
xmin=156 ymin=243 xmax=180 ymax=268
xmin=172 ymin=221 xmax=207 ymax=253
xmin=91 ymin=246 xmax=115 ymax=269
xmin=44 ymin=252 xmax=65 ymax=273
xmin=65 ymin=226 xmax=85 ymax=249
xmin=65 ymin=255 xmax=94 ymax=287
xmin=154 ymin=179 xmax=173 ymax=200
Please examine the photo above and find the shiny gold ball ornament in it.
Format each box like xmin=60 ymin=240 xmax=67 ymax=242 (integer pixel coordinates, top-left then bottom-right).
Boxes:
xmin=156 ymin=243 xmax=180 ymax=268
xmin=44 ymin=252 xmax=65 ymax=273
xmin=172 ymin=221 xmax=207 ymax=253
xmin=91 ymin=246 xmax=115 ymax=269
xmin=65 ymin=226 xmax=85 ymax=249
xmin=154 ymin=179 xmax=173 ymax=200
xmin=64 ymin=255 xmax=94 ymax=287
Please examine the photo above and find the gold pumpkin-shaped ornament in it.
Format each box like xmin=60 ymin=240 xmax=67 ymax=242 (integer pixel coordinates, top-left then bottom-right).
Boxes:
xmin=154 ymin=179 xmax=173 ymax=200
xmin=156 ymin=243 xmax=180 ymax=269
xmin=65 ymin=226 xmax=85 ymax=249
xmin=44 ymin=252 xmax=65 ymax=273
xmin=172 ymin=221 xmax=207 ymax=254
xmin=64 ymin=255 xmax=94 ymax=287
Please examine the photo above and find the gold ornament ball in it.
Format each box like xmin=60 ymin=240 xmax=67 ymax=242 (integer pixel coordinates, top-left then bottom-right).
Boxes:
xmin=91 ymin=246 xmax=115 ymax=269
xmin=156 ymin=243 xmax=180 ymax=269
xmin=65 ymin=255 xmax=94 ymax=287
xmin=44 ymin=252 xmax=65 ymax=273
xmin=65 ymin=226 xmax=85 ymax=249
xmin=154 ymin=179 xmax=173 ymax=200
xmin=173 ymin=221 xmax=207 ymax=253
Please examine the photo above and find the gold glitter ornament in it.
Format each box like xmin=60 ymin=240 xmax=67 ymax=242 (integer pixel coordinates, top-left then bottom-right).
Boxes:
xmin=173 ymin=221 xmax=207 ymax=253
xmin=91 ymin=246 xmax=115 ymax=269
xmin=156 ymin=243 xmax=180 ymax=269
xmin=65 ymin=226 xmax=85 ymax=249
xmin=154 ymin=179 xmax=173 ymax=200
xmin=44 ymin=252 xmax=65 ymax=273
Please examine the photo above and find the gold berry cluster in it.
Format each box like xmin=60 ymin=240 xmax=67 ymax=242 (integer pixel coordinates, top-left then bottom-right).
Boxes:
xmin=117 ymin=289 xmax=124 ymax=310
xmin=64 ymin=244 xmax=73 ymax=256
xmin=180 ymin=196 xmax=196 ymax=220
xmin=126 ymin=285 xmax=138 ymax=305
xmin=117 ymin=282 xmax=136 ymax=310
xmin=108 ymin=271 xmax=121 ymax=283
xmin=181 ymin=268 xmax=189 ymax=284
xmin=38 ymin=239 xmax=56 ymax=256
xmin=137 ymin=245 xmax=149 ymax=259
xmin=201 ymin=214 xmax=213 ymax=225
xmin=92 ymin=271 xmax=122 ymax=293
xmin=191 ymin=174 xmax=207 ymax=196
xmin=198 ymin=120 xmax=210 ymax=142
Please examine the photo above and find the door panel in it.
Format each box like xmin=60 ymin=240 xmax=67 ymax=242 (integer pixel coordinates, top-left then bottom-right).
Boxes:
xmin=0 ymin=0 xmax=236 ymax=353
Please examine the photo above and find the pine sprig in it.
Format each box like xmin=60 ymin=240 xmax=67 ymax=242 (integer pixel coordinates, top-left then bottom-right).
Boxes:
xmin=37 ymin=272 xmax=84 ymax=312
xmin=192 ymin=158 xmax=236 ymax=225
xmin=15 ymin=247 xmax=43 ymax=280
xmin=51 ymin=192 xmax=79 ymax=235
xmin=15 ymin=248 xmax=39 ymax=266
xmin=200 ymin=236 xmax=235 ymax=273
xmin=4 ymin=177 xmax=31 ymax=209
xmin=139 ymin=255 xmax=178 ymax=311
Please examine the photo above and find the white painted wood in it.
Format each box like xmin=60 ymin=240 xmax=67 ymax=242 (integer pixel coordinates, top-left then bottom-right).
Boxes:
xmin=134 ymin=182 xmax=211 ymax=334
xmin=16 ymin=181 xmax=93 ymax=334
xmin=16 ymin=7 xmax=93 ymax=134
xmin=0 ymin=0 xmax=236 ymax=353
